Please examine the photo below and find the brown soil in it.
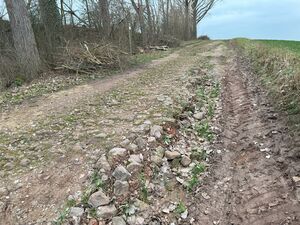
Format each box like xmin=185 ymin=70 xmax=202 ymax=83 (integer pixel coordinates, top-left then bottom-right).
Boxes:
xmin=189 ymin=44 xmax=300 ymax=225
xmin=0 ymin=41 xmax=299 ymax=225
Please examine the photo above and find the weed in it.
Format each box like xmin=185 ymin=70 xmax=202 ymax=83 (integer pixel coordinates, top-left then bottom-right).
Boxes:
xmin=195 ymin=121 xmax=214 ymax=142
xmin=162 ymin=134 xmax=172 ymax=145
xmin=187 ymin=176 xmax=199 ymax=191
xmin=66 ymin=199 xmax=76 ymax=208
xmin=210 ymin=82 xmax=220 ymax=98
xmin=88 ymin=208 xmax=97 ymax=218
xmin=63 ymin=114 xmax=77 ymax=123
xmin=196 ymin=87 xmax=207 ymax=101
xmin=139 ymin=172 xmax=149 ymax=202
xmin=207 ymin=101 xmax=215 ymax=118
xmin=90 ymin=171 xmax=103 ymax=189
xmin=53 ymin=207 xmax=70 ymax=225
xmin=190 ymin=148 xmax=207 ymax=161
xmin=187 ymin=163 xmax=206 ymax=191
xmin=175 ymin=201 xmax=187 ymax=214
xmin=191 ymin=163 xmax=206 ymax=176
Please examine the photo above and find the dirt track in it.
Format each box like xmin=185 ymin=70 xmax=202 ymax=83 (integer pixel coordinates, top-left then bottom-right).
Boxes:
xmin=0 ymin=41 xmax=299 ymax=225
xmin=189 ymin=45 xmax=300 ymax=225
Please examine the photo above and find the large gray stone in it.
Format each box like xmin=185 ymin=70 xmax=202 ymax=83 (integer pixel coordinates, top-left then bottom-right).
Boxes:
xmin=69 ymin=207 xmax=84 ymax=218
xmin=165 ymin=150 xmax=181 ymax=160
xmin=108 ymin=148 xmax=127 ymax=159
xmin=127 ymin=161 xmax=143 ymax=173
xmin=150 ymin=125 xmax=163 ymax=139
xmin=97 ymin=204 xmax=117 ymax=219
xmin=112 ymin=165 xmax=131 ymax=181
xmin=95 ymin=155 xmax=111 ymax=171
xmin=112 ymin=216 xmax=126 ymax=225
xmin=114 ymin=180 xmax=129 ymax=196
xmin=135 ymin=137 xmax=147 ymax=150
xmin=88 ymin=190 xmax=110 ymax=207
xmin=181 ymin=155 xmax=191 ymax=167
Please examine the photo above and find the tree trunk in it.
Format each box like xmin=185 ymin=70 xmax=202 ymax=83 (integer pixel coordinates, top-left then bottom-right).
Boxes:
xmin=145 ymin=0 xmax=153 ymax=43
xmin=191 ymin=0 xmax=197 ymax=39
xmin=130 ymin=0 xmax=147 ymax=46
xmin=4 ymin=0 xmax=41 ymax=80
xmin=38 ymin=0 xmax=62 ymax=61
xmin=99 ymin=0 xmax=110 ymax=38
xmin=85 ymin=0 xmax=92 ymax=28
xmin=184 ymin=0 xmax=190 ymax=40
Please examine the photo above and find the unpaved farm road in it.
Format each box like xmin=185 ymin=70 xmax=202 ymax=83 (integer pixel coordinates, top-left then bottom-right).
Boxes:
xmin=0 ymin=41 xmax=299 ymax=225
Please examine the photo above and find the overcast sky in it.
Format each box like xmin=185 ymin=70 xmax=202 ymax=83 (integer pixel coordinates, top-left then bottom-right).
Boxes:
xmin=199 ymin=0 xmax=300 ymax=40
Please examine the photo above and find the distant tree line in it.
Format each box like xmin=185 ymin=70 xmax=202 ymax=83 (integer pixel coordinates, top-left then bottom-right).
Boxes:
xmin=1 ymin=0 xmax=218 ymax=83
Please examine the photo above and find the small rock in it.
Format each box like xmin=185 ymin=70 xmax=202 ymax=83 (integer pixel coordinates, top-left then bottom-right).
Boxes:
xmin=4 ymin=162 xmax=14 ymax=170
xmin=151 ymin=155 xmax=163 ymax=166
xmin=127 ymin=162 xmax=143 ymax=173
xmin=95 ymin=133 xmax=107 ymax=138
xmin=127 ymin=143 xmax=138 ymax=152
xmin=88 ymin=190 xmax=110 ymax=207
xmin=150 ymin=125 xmax=163 ymax=139
xmin=97 ymin=205 xmax=117 ymax=219
xmin=165 ymin=151 xmax=181 ymax=160
xmin=20 ymin=158 xmax=30 ymax=167
xmin=292 ymin=176 xmax=300 ymax=187
xmin=0 ymin=187 xmax=9 ymax=197
xmin=201 ymin=192 xmax=210 ymax=200
xmin=108 ymin=148 xmax=127 ymax=160
xmin=125 ymin=204 xmax=137 ymax=215
xmin=95 ymin=155 xmax=111 ymax=171
xmin=135 ymin=137 xmax=147 ymax=150
xmin=134 ymin=199 xmax=149 ymax=212
xmin=0 ymin=201 xmax=6 ymax=212
xmin=193 ymin=112 xmax=205 ymax=120
xmin=129 ymin=154 xmax=143 ymax=164
xmin=181 ymin=210 xmax=188 ymax=219
xmin=69 ymin=207 xmax=84 ymax=217
xmin=127 ymin=216 xmax=145 ymax=225
xmin=147 ymin=137 xmax=156 ymax=143
xmin=73 ymin=143 xmax=83 ymax=151
xmin=112 ymin=216 xmax=126 ymax=225
xmin=162 ymin=207 xmax=170 ymax=214
xmin=181 ymin=155 xmax=191 ymax=167
xmin=112 ymin=165 xmax=131 ymax=181
xmin=120 ymin=139 xmax=130 ymax=148
xmin=114 ymin=180 xmax=129 ymax=196
xmin=88 ymin=219 xmax=99 ymax=225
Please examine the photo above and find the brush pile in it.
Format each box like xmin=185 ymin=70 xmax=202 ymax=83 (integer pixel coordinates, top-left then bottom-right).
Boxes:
xmin=56 ymin=42 xmax=128 ymax=73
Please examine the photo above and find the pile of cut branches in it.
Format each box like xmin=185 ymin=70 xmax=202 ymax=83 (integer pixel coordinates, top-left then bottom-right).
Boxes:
xmin=56 ymin=42 xmax=128 ymax=73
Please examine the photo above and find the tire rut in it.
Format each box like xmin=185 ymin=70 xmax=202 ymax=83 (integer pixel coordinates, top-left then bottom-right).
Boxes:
xmin=190 ymin=45 xmax=300 ymax=225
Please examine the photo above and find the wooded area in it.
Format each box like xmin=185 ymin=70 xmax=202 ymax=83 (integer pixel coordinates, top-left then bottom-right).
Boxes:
xmin=0 ymin=0 xmax=218 ymax=88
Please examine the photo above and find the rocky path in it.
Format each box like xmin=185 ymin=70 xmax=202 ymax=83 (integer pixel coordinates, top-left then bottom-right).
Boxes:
xmin=0 ymin=41 xmax=299 ymax=225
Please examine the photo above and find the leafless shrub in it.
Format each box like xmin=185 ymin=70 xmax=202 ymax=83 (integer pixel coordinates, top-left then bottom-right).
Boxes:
xmin=158 ymin=35 xmax=181 ymax=48
xmin=55 ymin=42 xmax=128 ymax=74
xmin=198 ymin=35 xmax=210 ymax=40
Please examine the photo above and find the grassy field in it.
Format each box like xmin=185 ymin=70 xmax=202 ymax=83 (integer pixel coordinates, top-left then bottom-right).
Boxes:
xmin=257 ymin=39 xmax=300 ymax=55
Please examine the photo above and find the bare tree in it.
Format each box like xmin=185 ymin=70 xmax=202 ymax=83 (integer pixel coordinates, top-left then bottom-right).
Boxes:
xmin=38 ymin=0 xmax=62 ymax=61
xmin=99 ymin=0 xmax=110 ymax=37
xmin=191 ymin=0 xmax=218 ymax=38
xmin=4 ymin=0 xmax=41 ymax=79
xmin=130 ymin=0 xmax=147 ymax=45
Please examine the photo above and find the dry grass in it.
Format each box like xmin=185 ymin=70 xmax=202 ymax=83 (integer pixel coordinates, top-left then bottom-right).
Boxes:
xmin=234 ymin=38 xmax=300 ymax=126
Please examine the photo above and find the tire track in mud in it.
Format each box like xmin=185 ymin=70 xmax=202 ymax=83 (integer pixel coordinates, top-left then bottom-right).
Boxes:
xmin=189 ymin=45 xmax=300 ymax=225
